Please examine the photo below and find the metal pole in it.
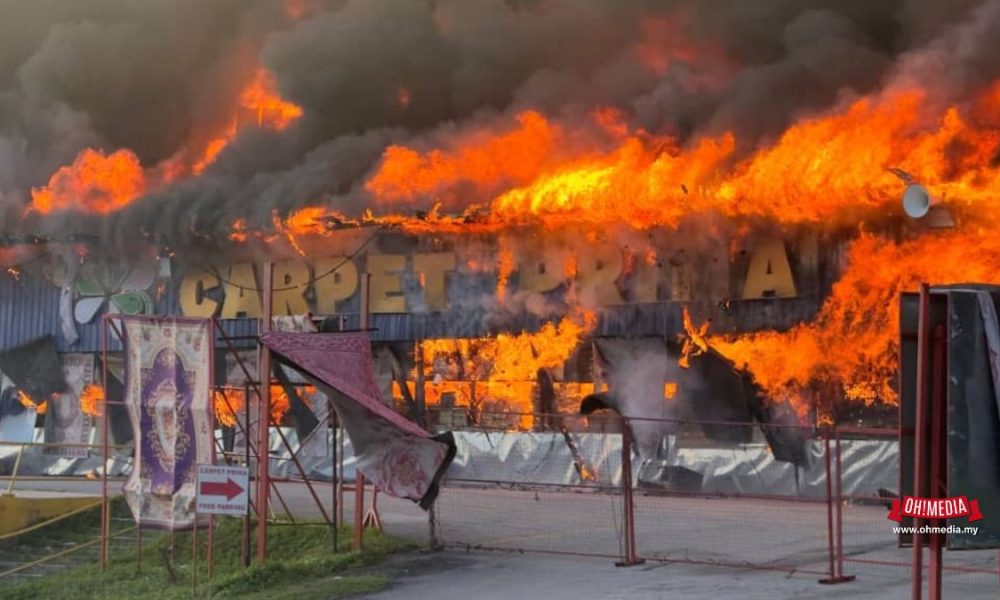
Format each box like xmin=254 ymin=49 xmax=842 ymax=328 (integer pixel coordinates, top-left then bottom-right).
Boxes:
xmin=207 ymin=515 xmax=214 ymax=580
xmin=818 ymin=428 xmax=856 ymax=584
xmin=615 ymin=417 xmax=642 ymax=567
xmin=257 ymin=262 xmax=274 ymax=563
xmin=415 ymin=341 xmax=426 ymax=429
xmin=911 ymin=283 xmax=931 ymax=600
xmin=834 ymin=431 xmax=850 ymax=581
xmin=192 ymin=506 xmax=198 ymax=594
xmin=242 ymin=381 xmax=251 ymax=568
xmin=330 ymin=395 xmax=338 ymax=553
xmin=100 ymin=315 xmax=110 ymax=569
xmin=354 ymin=274 xmax=370 ymax=550
xmin=338 ymin=313 xmax=347 ymax=530
xmin=207 ymin=335 xmax=217 ymax=581
xmin=823 ymin=430 xmax=836 ymax=581
xmin=927 ymin=325 xmax=946 ymax=600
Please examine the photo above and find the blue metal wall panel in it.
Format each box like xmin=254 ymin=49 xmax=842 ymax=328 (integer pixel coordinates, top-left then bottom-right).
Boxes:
xmin=0 ymin=272 xmax=818 ymax=352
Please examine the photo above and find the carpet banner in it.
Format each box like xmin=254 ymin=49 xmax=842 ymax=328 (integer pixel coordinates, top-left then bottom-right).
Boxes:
xmin=260 ymin=332 xmax=455 ymax=509
xmin=122 ymin=316 xmax=213 ymax=530
xmin=44 ymin=354 xmax=95 ymax=458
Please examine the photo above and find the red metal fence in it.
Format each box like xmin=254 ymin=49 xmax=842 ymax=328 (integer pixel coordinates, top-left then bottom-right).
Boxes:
xmin=432 ymin=413 xmax=1000 ymax=593
xmin=835 ymin=427 xmax=1000 ymax=595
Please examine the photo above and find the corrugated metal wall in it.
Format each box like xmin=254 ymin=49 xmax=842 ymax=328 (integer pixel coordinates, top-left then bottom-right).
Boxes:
xmin=0 ymin=273 xmax=77 ymax=351
xmin=0 ymin=274 xmax=260 ymax=353
xmin=0 ymin=272 xmax=819 ymax=353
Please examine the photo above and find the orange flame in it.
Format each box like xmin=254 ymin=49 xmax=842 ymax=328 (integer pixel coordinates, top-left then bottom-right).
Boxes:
xmin=212 ymin=384 xmax=313 ymax=428
xmin=17 ymin=390 xmax=46 ymax=414
xmin=359 ymin=81 xmax=1000 ymax=232
xmin=230 ymin=219 xmax=250 ymax=242
xmin=708 ymin=230 xmax=1000 ymax=416
xmin=79 ymin=384 xmax=104 ymax=417
xmin=365 ymin=111 xmax=562 ymax=203
xmin=418 ymin=311 xmax=596 ymax=429
xmin=30 ymin=149 xmax=147 ymax=215
xmin=194 ymin=68 xmax=302 ymax=174
xmin=678 ymin=307 xmax=709 ymax=369
xmin=214 ymin=389 xmax=245 ymax=428
xmin=239 ymin=69 xmax=303 ymax=130
xmin=348 ymin=80 xmax=1000 ymax=423
xmin=32 ymin=66 xmax=303 ymax=215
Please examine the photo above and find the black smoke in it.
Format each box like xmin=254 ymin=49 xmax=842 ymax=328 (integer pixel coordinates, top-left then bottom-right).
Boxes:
xmin=1 ymin=0 xmax=997 ymax=252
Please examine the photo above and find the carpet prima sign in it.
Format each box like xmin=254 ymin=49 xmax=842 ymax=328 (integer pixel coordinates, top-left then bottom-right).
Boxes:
xmin=177 ymin=235 xmax=806 ymax=318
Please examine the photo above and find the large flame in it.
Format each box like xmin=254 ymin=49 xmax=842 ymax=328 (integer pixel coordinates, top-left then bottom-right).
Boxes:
xmin=213 ymin=384 xmax=315 ymax=428
xmin=708 ymin=230 xmax=1000 ymax=415
xmin=30 ymin=149 xmax=147 ymax=215
xmin=358 ymin=79 xmax=1000 ymax=421
xmin=26 ymin=15 xmax=1000 ymax=425
xmin=360 ymin=82 xmax=1000 ymax=231
xmin=416 ymin=310 xmax=597 ymax=429
xmin=365 ymin=110 xmax=562 ymax=203
xmin=32 ymin=67 xmax=302 ymax=215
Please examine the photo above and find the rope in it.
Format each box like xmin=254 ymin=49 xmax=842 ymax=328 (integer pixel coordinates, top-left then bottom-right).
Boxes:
xmin=0 ymin=525 xmax=135 ymax=579
xmin=209 ymin=231 xmax=375 ymax=293
xmin=0 ymin=498 xmax=107 ymax=542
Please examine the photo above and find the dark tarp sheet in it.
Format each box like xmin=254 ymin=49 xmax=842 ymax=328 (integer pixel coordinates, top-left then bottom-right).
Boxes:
xmin=0 ymin=335 xmax=67 ymax=401
xmin=260 ymin=331 xmax=454 ymax=509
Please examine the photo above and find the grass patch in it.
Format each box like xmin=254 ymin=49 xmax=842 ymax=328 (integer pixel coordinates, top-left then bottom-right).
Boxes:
xmin=0 ymin=502 xmax=413 ymax=600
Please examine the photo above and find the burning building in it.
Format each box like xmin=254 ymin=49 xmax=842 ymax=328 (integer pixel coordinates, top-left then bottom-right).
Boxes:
xmin=2 ymin=0 xmax=1000 ymax=443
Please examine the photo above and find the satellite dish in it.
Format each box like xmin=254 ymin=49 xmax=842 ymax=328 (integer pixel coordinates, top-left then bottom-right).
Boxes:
xmin=902 ymin=184 xmax=933 ymax=219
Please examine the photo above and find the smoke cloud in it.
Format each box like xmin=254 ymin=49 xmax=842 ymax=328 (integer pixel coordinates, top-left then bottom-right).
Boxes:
xmin=0 ymin=0 xmax=997 ymax=252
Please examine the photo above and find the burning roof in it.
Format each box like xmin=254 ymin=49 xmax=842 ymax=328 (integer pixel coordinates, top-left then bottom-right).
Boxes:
xmin=5 ymin=1 xmax=1000 ymax=423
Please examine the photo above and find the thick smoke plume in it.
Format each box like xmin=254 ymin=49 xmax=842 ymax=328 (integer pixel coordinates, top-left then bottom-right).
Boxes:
xmin=0 ymin=0 xmax=997 ymax=253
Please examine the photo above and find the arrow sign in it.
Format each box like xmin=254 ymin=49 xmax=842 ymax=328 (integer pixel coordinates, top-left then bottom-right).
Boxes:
xmin=199 ymin=478 xmax=243 ymax=501
xmin=196 ymin=464 xmax=249 ymax=516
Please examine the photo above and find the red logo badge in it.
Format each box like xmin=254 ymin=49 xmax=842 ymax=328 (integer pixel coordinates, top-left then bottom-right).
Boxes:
xmin=887 ymin=496 xmax=984 ymax=522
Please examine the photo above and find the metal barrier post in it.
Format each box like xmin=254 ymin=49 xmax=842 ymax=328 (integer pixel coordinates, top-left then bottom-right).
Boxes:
xmin=820 ymin=429 xmax=837 ymax=583
xmin=353 ymin=477 xmax=365 ymax=550
xmin=354 ymin=273 xmax=371 ymax=551
xmin=330 ymin=397 xmax=338 ymax=553
xmin=100 ymin=315 xmax=110 ymax=569
xmin=256 ymin=262 xmax=274 ymax=563
xmin=834 ymin=431 xmax=853 ymax=582
xmin=927 ymin=324 xmax=947 ymax=600
xmin=911 ymin=284 xmax=931 ymax=600
xmin=615 ymin=417 xmax=643 ymax=567
xmin=820 ymin=429 xmax=856 ymax=584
